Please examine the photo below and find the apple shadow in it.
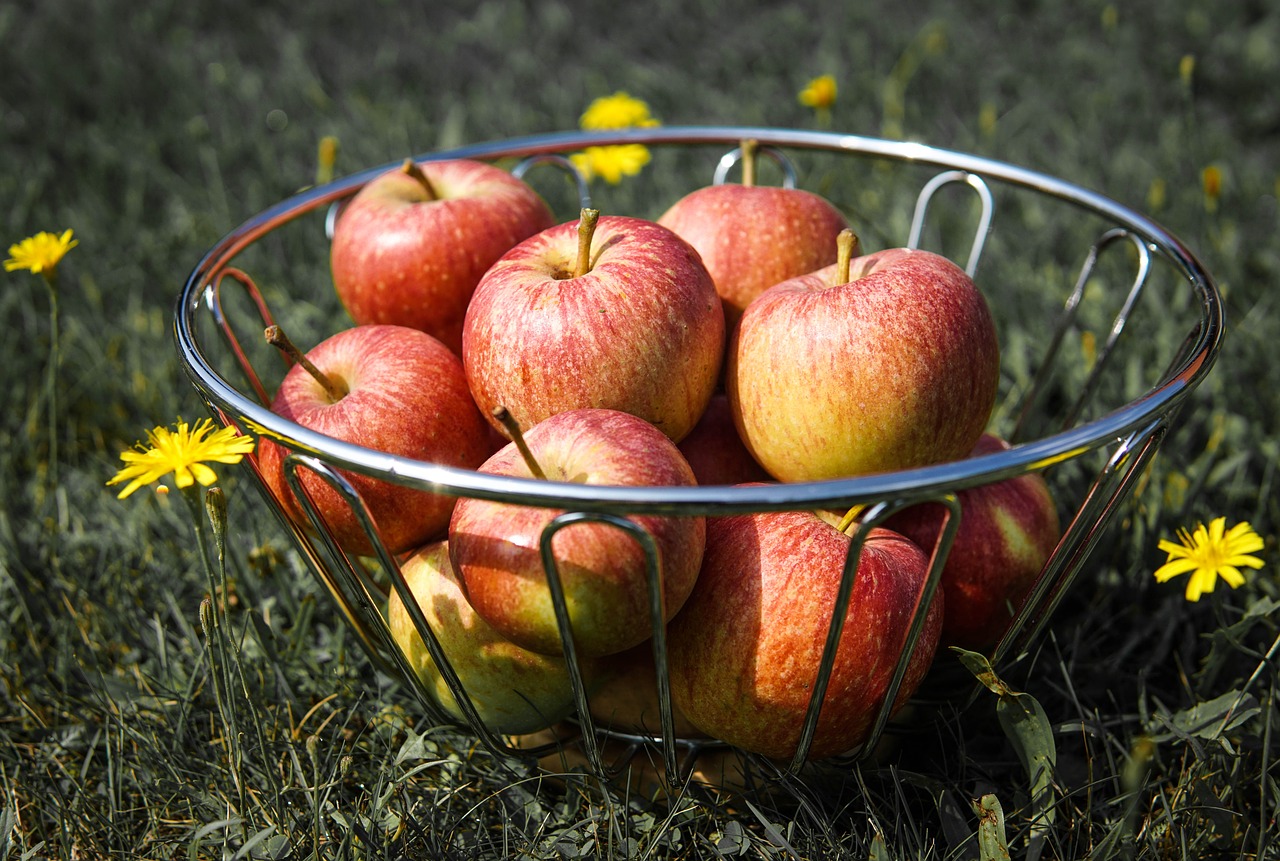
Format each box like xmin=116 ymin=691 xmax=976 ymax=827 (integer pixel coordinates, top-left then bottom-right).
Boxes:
xmin=666 ymin=512 xmax=763 ymax=733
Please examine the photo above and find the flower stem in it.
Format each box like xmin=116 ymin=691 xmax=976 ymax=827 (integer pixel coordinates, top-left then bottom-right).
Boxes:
xmin=42 ymin=270 xmax=61 ymax=572
xmin=186 ymin=485 xmax=247 ymax=810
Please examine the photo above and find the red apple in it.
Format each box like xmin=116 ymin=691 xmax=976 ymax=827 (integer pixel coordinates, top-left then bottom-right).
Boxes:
xmin=667 ymin=497 xmax=944 ymax=761
xmin=676 ymin=393 xmax=771 ymax=487
xmin=657 ymin=140 xmax=850 ymax=328
xmin=258 ymin=324 xmax=491 ymax=556
xmin=462 ymin=210 xmax=724 ymax=443
xmin=728 ymin=240 xmax=1000 ymax=482
xmin=330 ymin=158 xmax=556 ymax=355
xmin=448 ymin=408 xmax=705 ymax=658
xmin=386 ymin=541 xmax=592 ymax=735
xmin=884 ymin=434 xmax=1061 ymax=651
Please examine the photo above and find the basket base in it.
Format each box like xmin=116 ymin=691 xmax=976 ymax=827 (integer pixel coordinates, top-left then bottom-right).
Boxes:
xmin=508 ymin=697 xmax=959 ymax=806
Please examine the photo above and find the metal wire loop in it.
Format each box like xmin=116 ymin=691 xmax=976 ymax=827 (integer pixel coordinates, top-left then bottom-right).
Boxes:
xmin=512 ymin=154 xmax=593 ymax=211
xmin=324 ymin=199 xmax=346 ymax=241
xmin=536 ymin=510 xmax=683 ymax=781
xmin=208 ymin=268 xmax=277 ymax=407
xmin=907 ymin=170 xmax=994 ymax=277
xmin=786 ymin=496 xmax=958 ymax=771
xmin=1010 ymin=228 xmax=1153 ymax=441
xmin=712 ymin=144 xmax=799 ymax=188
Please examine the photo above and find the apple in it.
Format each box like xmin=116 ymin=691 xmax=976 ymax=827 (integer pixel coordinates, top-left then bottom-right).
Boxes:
xmin=448 ymin=408 xmax=706 ymax=658
xmin=728 ymin=234 xmax=1000 ymax=482
xmin=587 ymin=642 xmax=707 ymax=739
xmin=257 ymin=323 xmax=492 ymax=557
xmin=676 ymin=392 xmax=771 ymax=487
xmin=667 ymin=496 xmax=944 ymax=761
xmin=884 ymin=434 xmax=1061 ymax=651
xmin=462 ymin=209 xmax=724 ymax=443
xmin=656 ymin=139 xmax=850 ymax=329
xmin=330 ymin=158 xmax=556 ymax=355
xmin=386 ymin=540 xmax=592 ymax=735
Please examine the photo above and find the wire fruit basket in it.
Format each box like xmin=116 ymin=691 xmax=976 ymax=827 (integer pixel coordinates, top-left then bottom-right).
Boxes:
xmin=174 ymin=126 xmax=1223 ymax=791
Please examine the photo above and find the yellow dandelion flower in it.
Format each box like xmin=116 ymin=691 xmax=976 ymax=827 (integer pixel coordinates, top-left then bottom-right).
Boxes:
xmin=799 ymin=75 xmax=838 ymax=111
xmin=108 ymin=418 xmax=256 ymax=499
xmin=1101 ymin=4 xmax=1119 ymax=31
xmin=316 ymin=135 xmax=340 ymax=185
xmin=1202 ymin=164 xmax=1223 ymax=211
xmin=1179 ymin=54 xmax=1196 ymax=90
xmin=569 ymin=144 xmax=653 ymax=185
xmin=579 ymin=92 xmax=660 ymax=130
xmin=571 ymin=93 xmax=660 ymax=184
xmin=1154 ymin=517 xmax=1265 ymax=602
xmin=5 ymin=229 xmax=78 ymax=276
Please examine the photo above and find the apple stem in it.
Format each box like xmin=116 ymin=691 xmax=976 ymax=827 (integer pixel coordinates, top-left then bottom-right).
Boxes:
xmin=836 ymin=229 xmax=860 ymax=284
xmin=572 ymin=208 xmax=601 ymax=278
xmin=835 ymin=503 xmax=866 ymax=535
xmin=401 ymin=158 xmax=438 ymax=200
xmin=492 ymin=406 xmax=548 ymax=480
xmin=740 ymin=139 xmax=758 ymax=187
xmin=264 ymin=325 xmax=349 ymax=403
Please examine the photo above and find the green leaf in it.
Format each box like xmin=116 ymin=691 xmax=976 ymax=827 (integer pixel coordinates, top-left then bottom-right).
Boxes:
xmin=187 ymin=818 xmax=242 ymax=861
xmin=394 ymin=726 xmax=441 ymax=764
xmin=956 ymin=648 xmax=1058 ymax=848
xmin=714 ymin=820 xmax=749 ymax=856
xmin=1150 ymin=688 xmax=1262 ymax=741
xmin=1196 ymin=596 xmax=1280 ymax=689
xmin=973 ymin=794 xmax=1011 ymax=861
xmin=868 ymin=830 xmax=890 ymax=861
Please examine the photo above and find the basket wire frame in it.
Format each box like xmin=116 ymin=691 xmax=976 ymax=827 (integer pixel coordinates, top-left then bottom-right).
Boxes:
xmin=175 ymin=126 xmax=1223 ymax=785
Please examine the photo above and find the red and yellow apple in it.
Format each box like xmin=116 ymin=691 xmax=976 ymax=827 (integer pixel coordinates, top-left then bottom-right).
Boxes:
xmin=257 ymin=324 xmax=491 ymax=556
xmin=676 ymin=392 xmax=771 ymax=487
xmin=587 ymin=643 xmax=706 ymax=739
xmin=462 ymin=210 xmax=724 ymax=443
xmin=729 ymin=240 xmax=1000 ymax=482
xmin=330 ymin=158 xmax=556 ymax=355
xmin=448 ymin=408 xmax=706 ymax=658
xmin=667 ymin=496 xmax=944 ymax=761
xmin=657 ymin=140 xmax=850 ymax=329
xmin=884 ymin=434 xmax=1061 ymax=651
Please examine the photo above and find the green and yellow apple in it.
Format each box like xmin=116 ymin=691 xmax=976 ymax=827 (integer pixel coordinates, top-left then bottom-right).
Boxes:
xmin=387 ymin=541 xmax=591 ymax=735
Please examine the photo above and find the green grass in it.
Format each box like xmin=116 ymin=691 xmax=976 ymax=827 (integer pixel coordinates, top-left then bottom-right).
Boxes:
xmin=3 ymin=0 xmax=1278 ymax=858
